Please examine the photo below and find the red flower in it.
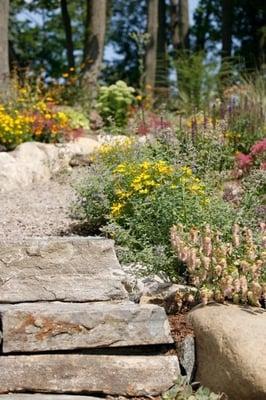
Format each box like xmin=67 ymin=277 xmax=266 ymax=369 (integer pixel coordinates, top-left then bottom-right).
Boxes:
xmin=250 ymin=138 xmax=266 ymax=156
xmin=235 ymin=152 xmax=253 ymax=170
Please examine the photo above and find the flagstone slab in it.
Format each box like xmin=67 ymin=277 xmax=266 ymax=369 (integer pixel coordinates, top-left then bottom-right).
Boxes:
xmin=0 ymin=238 xmax=127 ymax=303
xmin=0 ymin=301 xmax=173 ymax=352
xmin=0 ymin=355 xmax=180 ymax=396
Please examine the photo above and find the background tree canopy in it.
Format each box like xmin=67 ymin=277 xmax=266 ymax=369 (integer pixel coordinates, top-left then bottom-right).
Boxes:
xmin=6 ymin=0 xmax=266 ymax=84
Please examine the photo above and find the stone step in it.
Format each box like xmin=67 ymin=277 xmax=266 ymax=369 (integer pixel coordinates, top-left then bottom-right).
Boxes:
xmin=0 ymin=238 xmax=127 ymax=303
xmin=0 ymin=396 xmax=103 ymax=400
xmin=0 ymin=355 xmax=180 ymax=396
xmin=0 ymin=301 xmax=173 ymax=353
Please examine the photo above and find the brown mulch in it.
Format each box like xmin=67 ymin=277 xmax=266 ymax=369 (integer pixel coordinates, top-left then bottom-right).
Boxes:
xmin=168 ymin=312 xmax=194 ymax=344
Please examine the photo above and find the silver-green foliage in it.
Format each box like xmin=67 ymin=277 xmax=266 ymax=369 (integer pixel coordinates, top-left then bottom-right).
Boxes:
xmin=163 ymin=377 xmax=225 ymax=400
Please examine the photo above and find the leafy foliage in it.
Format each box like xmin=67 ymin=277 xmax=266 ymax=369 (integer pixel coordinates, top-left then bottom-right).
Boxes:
xmin=74 ymin=135 xmax=236 ymax=277
xmin=163 ymin=376 xmax=226 ymax=400
xmin=97 ymin=81 xmax=136 ymax=127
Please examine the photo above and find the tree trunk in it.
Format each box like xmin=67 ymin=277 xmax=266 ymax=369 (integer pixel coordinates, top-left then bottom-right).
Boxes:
xmin=60 ymin=0 xmax=75 ymax=69
xmin=145 ymin=0 xmax=159 ymax=90
xmin=83 ymin=0 xmax=107 ymax=93
xmin=221 ymin=0 xmax=233 ymax=59
xmin=170 ymin=0 xmax=180 ymax=50
xmin=0 ymin=0 xmax=9 ymax=92
xmin=179 ymin=0 xmax=189 ymax=49
xmin=156 ymin=0 xmax=168 ymax=89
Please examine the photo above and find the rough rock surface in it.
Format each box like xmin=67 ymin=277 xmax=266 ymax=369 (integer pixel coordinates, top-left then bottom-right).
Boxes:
xmin=176 ymin=335 xmax=195 ymax=383
xmin=188 ymin=304 xmax=266 ymax=400
xmin=0 ymin=138 xmax=99 ymax=192
xmin=0 ymin=301 xmax=173 ymax=352
xmin=0 ymin=237 xmax=127 ymax=303
xmin=0 ymin=354 xmax=180 ymax=396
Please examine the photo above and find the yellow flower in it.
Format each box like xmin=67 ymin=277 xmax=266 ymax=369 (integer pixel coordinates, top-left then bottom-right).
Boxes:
xmin=156 ymin=160 xmax=174 ymax=175
xmin=114 ymin=163 xmax=127 ymax=174
xmin=139 ymin=188 xmax=148 ymax=194
xmin=110 ymin=202 xmax=124 ymax=217
xmin=62 ymin=73 xmax=69 ymax=78
xmin=136 ymin=95 xmax=142 ymax=101
xmin=19 ymin=88 xmax=27 ymax=95
xmin=146 ymin=180 xmax=158 ymax=187
xmin=131 ymin=181 xmax=143 ymax=191
xmin=115 ymin=189 xmax=131 ymax=199
xmin=57 ymin=111 xmax=68 ymax=124
xmin=181 ymin=166 xmax=193 ymax=176
xmin=202 ymin=198 xmax=210 ymax=205
xmin=140 ymin=161 xmax=151 ymax=170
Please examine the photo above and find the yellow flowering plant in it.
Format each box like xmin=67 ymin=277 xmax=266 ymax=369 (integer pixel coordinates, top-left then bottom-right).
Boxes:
xmin=75 ymin=136 xmax=236 ymax=276
xmin=110 ymin=161 xmax=208 ymax=220
xmin=0 ymin=105 xmax=32 ymax=149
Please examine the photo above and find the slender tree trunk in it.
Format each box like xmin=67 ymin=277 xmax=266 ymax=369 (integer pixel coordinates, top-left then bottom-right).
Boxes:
xmin=83 ymin=0 xmax=107 ymax=93
xmin=60 ymin=0 xmax=75 ymax=69
xmin=0 ymin=0 xmax=9 ymax=92
xmin=221 ymin=0 xmax=233 ymax=59
xmin=156 ymin=0 xmax=168 ymax=89
xmin=170 ymin=0 xmax=189 ymax=50
xmin=170 ymin=0 xmax=180 ymax=50
xmin=146 ymin=0 xmax=159 ymax=90
xmin=179 ymin=0 xmax=189 ymax=49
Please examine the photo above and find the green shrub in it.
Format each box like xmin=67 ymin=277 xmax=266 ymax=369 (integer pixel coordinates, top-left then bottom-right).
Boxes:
xmin=74 ymin=138 xmax=235 ymax=277
xmin=97 ymin=80 xmax=135 ymax=128
xmin=58 ymin=106 xmax=90 ymax=130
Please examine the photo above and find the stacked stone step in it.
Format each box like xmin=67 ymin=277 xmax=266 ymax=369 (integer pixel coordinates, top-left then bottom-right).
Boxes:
xmin=0 ymin=238 xmax=180 ymax=398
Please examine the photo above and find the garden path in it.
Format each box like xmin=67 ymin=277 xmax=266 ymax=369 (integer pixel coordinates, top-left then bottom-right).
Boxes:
xmin=0 ymin=167 xmax=86 ymax=241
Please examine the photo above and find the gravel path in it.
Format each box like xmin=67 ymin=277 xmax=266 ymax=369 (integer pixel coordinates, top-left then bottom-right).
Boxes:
xmin=0 ymin=167 xmax=87 ymax=241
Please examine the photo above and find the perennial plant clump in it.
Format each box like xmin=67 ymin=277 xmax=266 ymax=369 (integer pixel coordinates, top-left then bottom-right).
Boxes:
xmin=75 ymin=137 xmax=236 ymax=275
xmin=110 ymin=162 xmax=208 ymax=219
xmin=97 ymin=80 xmax=135 ymax=128
xmin=170 ymin=223 xmax=266 ymax=307
xmin=163 ymin=376 xmax=226 ymax=400
xmin=0 ymin=101 xmax=72 ymax=149
xmin=0 ymin=105 xmax=33 ymax=149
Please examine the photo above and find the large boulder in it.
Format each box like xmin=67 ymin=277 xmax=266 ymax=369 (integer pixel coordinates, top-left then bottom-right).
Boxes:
xmin=188 ymin=304 xmax=266 ymax=400
xmin=0 ymin=138 xmax=99 ymax=192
